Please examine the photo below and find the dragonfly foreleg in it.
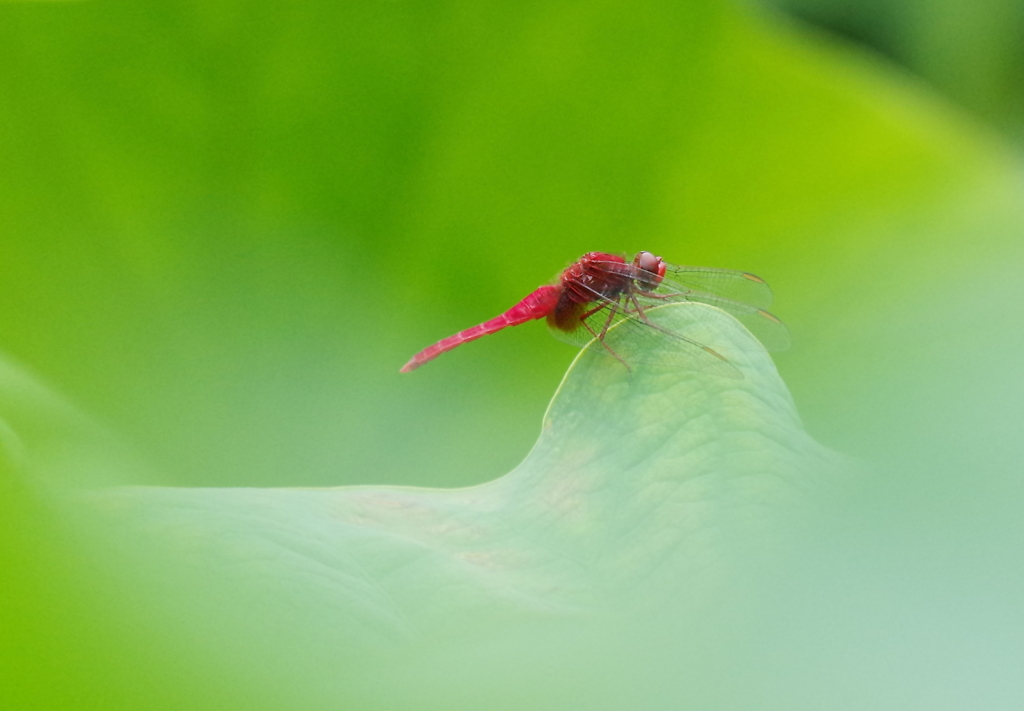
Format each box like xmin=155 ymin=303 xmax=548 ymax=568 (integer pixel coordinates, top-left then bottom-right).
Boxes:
xmin=628 ymin=292 xmax=682 ymax=338
xmin=628 ymin=292 xmax=653 ymax=323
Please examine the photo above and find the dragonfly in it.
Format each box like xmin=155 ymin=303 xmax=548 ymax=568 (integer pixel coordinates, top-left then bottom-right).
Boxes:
xmin=400 ymin=251 xmax=790 ymax=377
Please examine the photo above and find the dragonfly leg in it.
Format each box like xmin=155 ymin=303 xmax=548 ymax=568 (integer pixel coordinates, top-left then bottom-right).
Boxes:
xmin=630 ymin=291 xmax=693 ymax=337
xmin=630 ymin=292 xmax=692 ymax=334
xmin=628 ymin=292 xmax=655 ymax=324
xmin=581 ymin=302 xmax=631 ymax=370
xmin=598 ymin=301 xmax=619 ymax=339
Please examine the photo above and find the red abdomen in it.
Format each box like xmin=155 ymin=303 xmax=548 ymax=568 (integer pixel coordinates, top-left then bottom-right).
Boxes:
xmin=400 ymin=285 xmax=561 ymax=372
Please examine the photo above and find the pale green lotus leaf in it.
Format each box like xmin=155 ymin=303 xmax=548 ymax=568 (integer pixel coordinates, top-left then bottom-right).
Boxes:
xmin=84 ymin=305 xmax=835 ymax=627
xmin=1 ymin=306 xmax=827 ymax=708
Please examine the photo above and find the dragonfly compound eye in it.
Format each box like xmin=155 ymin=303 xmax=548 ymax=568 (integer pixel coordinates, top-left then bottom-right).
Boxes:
xmin=635 ymin=251 xmax=666 ymax=287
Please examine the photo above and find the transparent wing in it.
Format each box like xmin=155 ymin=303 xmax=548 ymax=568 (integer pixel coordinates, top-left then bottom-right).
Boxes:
xmin=660 ymin=264 xmax=775 ymax=309
xmin=588 ymin=258 xmax=775 ymax=309
xmin=584 ymin=259 xmax=790 ymax=353
xmin=641 ymin=282 xmax=792 ymax=352
xmin=547 ymin=291 xmax=743 ymax=379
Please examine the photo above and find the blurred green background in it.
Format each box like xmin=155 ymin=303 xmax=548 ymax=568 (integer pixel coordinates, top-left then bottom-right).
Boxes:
xmin=0 ymin=0 xmax=1020 ymax=490
xmin=2 ymin=0 xmax=1024 ymax=708
xmin=768 ymin=0 xmax=1024 ymax=139
xmin=0 ymin=0 xmax=1018 ymax=491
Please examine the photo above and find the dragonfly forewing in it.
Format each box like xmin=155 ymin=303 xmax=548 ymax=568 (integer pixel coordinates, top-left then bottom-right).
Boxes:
xmin=588 ymin=259 xmax=776 ymax=309
xmin=644 ymin=281 xmax=791 ymax=352
xmin=658 ymin=265 xmax=776 ymax=309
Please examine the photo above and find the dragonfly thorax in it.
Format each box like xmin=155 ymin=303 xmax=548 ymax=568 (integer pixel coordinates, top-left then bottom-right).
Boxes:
xmin=560 ymin=253 xmax=631 ymax=301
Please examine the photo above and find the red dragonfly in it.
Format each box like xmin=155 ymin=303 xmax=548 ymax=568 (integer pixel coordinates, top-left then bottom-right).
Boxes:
xmin=401 ymin=251 xmax=789 ymax=377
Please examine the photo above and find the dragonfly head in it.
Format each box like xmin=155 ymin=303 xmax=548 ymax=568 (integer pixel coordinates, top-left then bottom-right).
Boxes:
xmin=633 ymin=251 xmax=666 ymax=289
